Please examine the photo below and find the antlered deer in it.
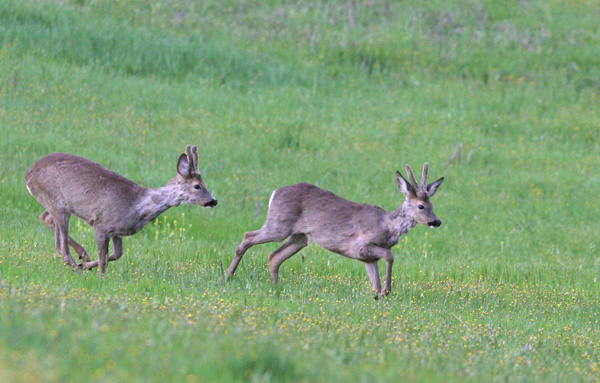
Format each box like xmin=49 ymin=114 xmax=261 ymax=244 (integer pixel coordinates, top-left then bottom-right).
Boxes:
xmin=25 ymin=145 xmax=217 ymax=273
xmin=226 ymin=163 xmax=443 ymax=295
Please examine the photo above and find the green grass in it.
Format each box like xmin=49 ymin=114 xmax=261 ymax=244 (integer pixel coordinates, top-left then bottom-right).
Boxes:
xmin=1 ymin=0 xmax=600 ymax=381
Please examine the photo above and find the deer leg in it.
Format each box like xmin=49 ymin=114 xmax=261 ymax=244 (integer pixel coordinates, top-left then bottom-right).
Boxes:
xmin=384 ymin=256 xmax=394 ymax=295
xmin=268 ymin=234 xmax=308 ymax=283
xmin=364 ymin=262 xmax=382 ymax=293
xmin=49 ymin=211 xmax=78 ymax=267
xmin=40 ymin=211 xmax=90 ymax=262
xmin=227 ymin=227 xmax=292 ymax=279
xmin=82 ymin=237 xmax=123 ymax=270
xmin=361 ymin=246 xmax=394 ymax=295
xmin=107 ymin=237 xmax=123 ymax=262
xmin=94 ymin=231 xmax=110 ymax=274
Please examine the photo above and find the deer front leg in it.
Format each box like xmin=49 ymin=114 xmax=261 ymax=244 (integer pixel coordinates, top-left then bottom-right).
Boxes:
xmin=364 ymin=262 xmax=382 ymax=293
xmin=94 ymin=231 xmax=110 ymax=274
xmin=81 ymin=237 xmax=123 ymax=270
xmin=361 ymin=245 xmax=394 ymax=296
xmin=107 ymin=237 xmax=123 ymax=262
xmin=384 ymin=255 xmax=393 ymax=295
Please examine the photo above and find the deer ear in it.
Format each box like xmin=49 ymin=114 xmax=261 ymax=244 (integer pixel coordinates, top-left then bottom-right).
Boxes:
xmin=396 ymin=171 xmax=416 ymax=197
xmin=427 ymin=177 xmax=444 ymax=197
xmin=177 ymin=153 xmax=191 ymax=178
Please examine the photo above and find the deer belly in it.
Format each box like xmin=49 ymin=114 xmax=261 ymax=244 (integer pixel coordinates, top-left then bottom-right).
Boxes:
xmin=115 ymin=221 xmax=147 ymax=236
xmin=104 ymin=225 xmax=142 ymax=237
xmin=76 ymin=212 xmax=146 ymax=237
xmin=312 ymin=237 xmax=361 ymax=260
xmin=383 ymin=237 xmax=400 ymax=248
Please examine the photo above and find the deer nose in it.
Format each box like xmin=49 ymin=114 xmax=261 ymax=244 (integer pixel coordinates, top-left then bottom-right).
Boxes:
xmin=428 ymin=219 xmax=441 ymax=228
xmin=204 ymin=199 xmax=218 ymax=208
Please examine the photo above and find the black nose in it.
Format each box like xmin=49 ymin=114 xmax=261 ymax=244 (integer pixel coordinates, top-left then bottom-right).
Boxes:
xmin=428 ymin=220 xmax=441 ymax=228
xmin=205 ymin=199 xmax=218 ymax=207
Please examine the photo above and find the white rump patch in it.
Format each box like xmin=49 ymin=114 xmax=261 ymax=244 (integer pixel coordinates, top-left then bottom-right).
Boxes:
xmin=429 ymin=226 xmax=436 ymax=229
xmin=268 ymin=190 xmax=277 ymax=208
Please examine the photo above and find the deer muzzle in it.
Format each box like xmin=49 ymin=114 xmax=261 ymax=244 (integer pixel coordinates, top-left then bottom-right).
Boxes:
xmin=428 ymin=219 xmax=441 ymax=229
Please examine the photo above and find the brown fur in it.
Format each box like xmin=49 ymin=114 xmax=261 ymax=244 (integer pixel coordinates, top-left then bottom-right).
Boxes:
xmin=226 ymin=163 xmax=444 ymax=295
xmin=25 ymin=145 xmax=217 ymax=273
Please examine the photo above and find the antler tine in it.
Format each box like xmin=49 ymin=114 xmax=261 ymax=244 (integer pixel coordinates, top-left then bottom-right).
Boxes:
xmin=192 ymin=146 xmax=199 ymax=172
xmin=405 ymin=164 xmax=419 ymax=190
xmin=185 ymin=145 xmax=194 ymax=169
xmin=421 ymin=162 xmax=429 ymax=190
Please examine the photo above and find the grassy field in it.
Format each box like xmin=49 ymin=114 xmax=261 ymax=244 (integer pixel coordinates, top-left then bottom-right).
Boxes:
xmin=1 ymin=0 xmax=600 ymax=381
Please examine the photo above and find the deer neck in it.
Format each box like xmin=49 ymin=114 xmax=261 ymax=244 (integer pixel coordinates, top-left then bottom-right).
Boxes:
xmin=385 ymin=203 xmax=417 ymax=239
xmin=135 ymin=183 xmax=185 ymax=223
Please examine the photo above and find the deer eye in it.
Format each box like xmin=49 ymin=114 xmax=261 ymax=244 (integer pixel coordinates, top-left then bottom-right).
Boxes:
xmin=194 ymin=184 xmax=201 ymax=190
xmin=418 ymin=204 xmax=425 ymax=210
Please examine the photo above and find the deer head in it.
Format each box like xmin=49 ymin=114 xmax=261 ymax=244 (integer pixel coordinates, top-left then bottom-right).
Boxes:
xmin=175 ymin=145 xmax=218 ymax=208
xmin=396 ymin=163 xmax=444 ymax=228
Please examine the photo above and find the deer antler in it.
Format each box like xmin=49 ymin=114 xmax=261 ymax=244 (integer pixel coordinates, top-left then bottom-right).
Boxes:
xmin=185 ymin=145 xmax=195 ymax=170
xmin=191 ymin=145 xmax=199 ymax=173
xmin=420 ymin=162 xmax=429 ymax=190
xmin=405 ymin=164 xmax=419 ymax=191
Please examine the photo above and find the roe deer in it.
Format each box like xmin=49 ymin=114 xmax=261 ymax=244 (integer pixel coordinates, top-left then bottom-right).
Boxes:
xmin=25 ymin=145 xmax=217 ymax=273
xmin=226 ymin=163 xmax=443 ymax=295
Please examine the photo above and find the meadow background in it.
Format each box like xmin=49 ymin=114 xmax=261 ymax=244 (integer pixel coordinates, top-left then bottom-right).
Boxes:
xmin=1 ymin=0 xmax=599 ymax=381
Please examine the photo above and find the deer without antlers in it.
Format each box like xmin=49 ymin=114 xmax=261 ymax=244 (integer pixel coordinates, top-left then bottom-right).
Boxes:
xmin=226 ymin=163 xmax=444 ymax=295
xmin=25 ymin=145 xmax=217 ymax=273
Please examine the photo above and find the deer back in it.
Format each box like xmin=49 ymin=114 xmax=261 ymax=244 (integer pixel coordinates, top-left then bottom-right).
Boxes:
xmin=268 ymin=183 xmax=391 ymax=254
xmin=26 ymin=153 xmax=147 ymax=227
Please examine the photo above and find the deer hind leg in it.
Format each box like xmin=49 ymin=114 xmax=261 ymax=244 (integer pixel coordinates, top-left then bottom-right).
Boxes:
xmin=226 ymin=225 xmax=292 ymax=279
xmin=268 ymin=233 xmax=308 ymax=283
xmin=40 ymin=211 xmax=90 ymax=262
xmin=47 ymin=210 xmax=78 ymax=267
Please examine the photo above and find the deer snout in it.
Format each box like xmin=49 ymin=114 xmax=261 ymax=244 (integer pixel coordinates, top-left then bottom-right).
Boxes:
xmin=204 ymin=198 xmax=218 ymax=209
xmin=428 ymin=219 xmax=441 ymax=229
